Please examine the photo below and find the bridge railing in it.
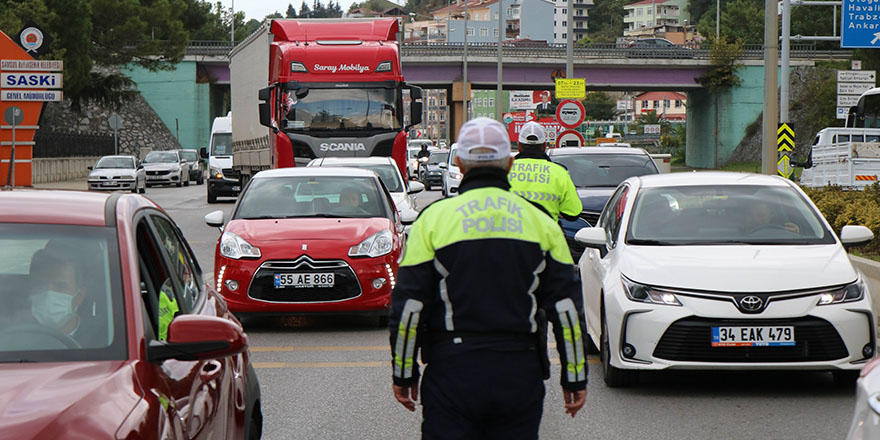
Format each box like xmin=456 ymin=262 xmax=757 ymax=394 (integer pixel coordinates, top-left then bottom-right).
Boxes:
xmin=184 ymin=40 xmax=852 ymax=60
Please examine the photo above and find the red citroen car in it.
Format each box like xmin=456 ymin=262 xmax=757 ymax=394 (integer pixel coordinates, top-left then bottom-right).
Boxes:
xmin=0 ymin=190 xmax=261 ymax=439
xmin=205 ymin=167 xmax=409 ymax=319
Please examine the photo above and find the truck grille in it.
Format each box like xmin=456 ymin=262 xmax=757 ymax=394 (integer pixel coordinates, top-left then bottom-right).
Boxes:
xmin=247 ymin=257 xmax=362 ymax=302
xmin=653 ymin=317 xmax=848 ymax=363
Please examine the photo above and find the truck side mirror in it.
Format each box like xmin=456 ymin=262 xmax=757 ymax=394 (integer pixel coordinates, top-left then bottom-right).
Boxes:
xmin=410 ymin=100 xmax=423 ymax=127
xmin=258 ymin=87 xmax=272 ymax=128
xmin=200 ymin=147 xmax=208 ymax=159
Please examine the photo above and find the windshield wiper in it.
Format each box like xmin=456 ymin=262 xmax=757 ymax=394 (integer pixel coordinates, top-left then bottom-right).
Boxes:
xmin=241 ymin=215 xmax=281 ymax=220
xmin=627 ymin=239 xmax=679 ymax=245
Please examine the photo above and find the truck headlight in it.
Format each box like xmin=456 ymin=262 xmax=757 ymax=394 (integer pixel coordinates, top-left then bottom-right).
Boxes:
xmin=220 ymin=231 xmax=262 ymax=259
xmin=621 ymin=276 xmax=681 ymax=306
xmin=349 ymin=230 xmax=394 ymax=258
xmin=817 ymin=279 xmax=865 ymax=305
xmin=210 ymin=166 xmax=223 ymax=179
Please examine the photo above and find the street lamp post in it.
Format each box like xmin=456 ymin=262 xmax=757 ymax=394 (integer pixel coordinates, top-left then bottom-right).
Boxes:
xmin=464 ymin=0 xmax=469 ymax=119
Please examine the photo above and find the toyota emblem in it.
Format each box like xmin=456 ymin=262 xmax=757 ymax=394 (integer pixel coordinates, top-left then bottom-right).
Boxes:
xmin=739 ymin=296 xmax=764 ymax=312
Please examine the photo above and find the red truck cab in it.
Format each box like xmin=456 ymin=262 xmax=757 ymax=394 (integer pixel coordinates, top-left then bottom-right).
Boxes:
xmin=257 ymin=19 xmax=422 ymax=179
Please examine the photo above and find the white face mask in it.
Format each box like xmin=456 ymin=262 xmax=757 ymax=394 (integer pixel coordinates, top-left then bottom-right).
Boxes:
xmin=31 ymin=291 xmax=76 ymax=328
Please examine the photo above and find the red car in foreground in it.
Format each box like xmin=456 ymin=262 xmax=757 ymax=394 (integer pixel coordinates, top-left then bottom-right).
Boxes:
xmin=0 ymin=190 xmax=261 ymax=439
xmin=205 ymin=167 xmax=410 ymax=320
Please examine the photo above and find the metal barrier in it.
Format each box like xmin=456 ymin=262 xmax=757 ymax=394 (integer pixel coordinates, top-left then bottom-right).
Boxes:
xmin=34 ymin=131 xmax=114 ymax=158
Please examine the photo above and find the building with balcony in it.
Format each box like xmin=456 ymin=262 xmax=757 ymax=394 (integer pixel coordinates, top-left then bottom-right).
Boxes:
xmin=553 ymin=0 xmax=593 ymax=45
xmin=431 ymin=0 xmax=554 ymax=43
xmin=623 ymin=0 xmax=690 ymax=35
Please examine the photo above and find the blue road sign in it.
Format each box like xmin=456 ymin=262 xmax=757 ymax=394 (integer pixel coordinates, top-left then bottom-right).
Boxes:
xmin=842 ymin=0 xmax=880 ymax=48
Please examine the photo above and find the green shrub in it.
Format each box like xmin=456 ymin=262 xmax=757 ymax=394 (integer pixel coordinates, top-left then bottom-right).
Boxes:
xmin=803 ymin=184 xmax=880 ymax=256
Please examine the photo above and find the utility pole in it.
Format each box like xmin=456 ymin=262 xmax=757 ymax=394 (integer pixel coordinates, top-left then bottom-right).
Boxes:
xmin=231 ymin=0 xmax=235 ymax=43
xmin=780 ymin=0 xmax=791 ymax=123
xmin=716 ymin=0 xmax=720 ymax=39
xmin=497 ymin=0 xmax=504 ymax=120
xmin=464 ymin=0 xmax=469 ymax=119
xmin=566 ymin=0 xmax=574 ymax=78
xmin=761 ymin=0 xmax=779 ymax=174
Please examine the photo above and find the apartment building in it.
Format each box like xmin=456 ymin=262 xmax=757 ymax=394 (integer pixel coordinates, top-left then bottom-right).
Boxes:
xmin=552 ymin=0 xmax=593 ymax=44
xmin=623 ymin=0 xmax=690 ymax=35
xmin=431 ymin=0 xmax=555 ymax=43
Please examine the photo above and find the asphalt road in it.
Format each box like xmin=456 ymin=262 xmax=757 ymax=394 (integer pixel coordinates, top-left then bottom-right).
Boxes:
xmin=142 ymin=182 xmax=858 ymax=440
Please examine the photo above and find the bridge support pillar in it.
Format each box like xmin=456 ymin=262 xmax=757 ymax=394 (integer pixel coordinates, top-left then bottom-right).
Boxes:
xmin=451 ymin=81 xmax=471 ymax=142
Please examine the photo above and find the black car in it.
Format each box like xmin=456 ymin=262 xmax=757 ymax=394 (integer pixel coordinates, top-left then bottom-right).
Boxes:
xmin=419 ymin=149 xmax=449 ymax=191
xmin=178 ymin=149 xmax=204 ymax=185
xmin=626 ymin=38 xmax=693 ymax=59
xmin=548 ymin=147 xmax=660 ymax=261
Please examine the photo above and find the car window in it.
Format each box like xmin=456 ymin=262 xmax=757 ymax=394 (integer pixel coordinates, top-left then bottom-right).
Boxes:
xmin=95 ymin=157 xmax=135 ymax=169
xmin=0 ymin=224 xmax=126 ymax=361
xmin=552 ymin=153 xmax=658 ymax=187
xmin=428 ymin=152 xmax=449 ymax=164
xmin=235 ymin=175 xmax=388 ymax=220
xmin=317 ymin=163 xmax=403 ymax=192
xmin=144 ymin=151 xmax=179 ymax=163
xmin=180 ymin=151 xmax=199 ymax=162
xmin=136 ymin=217 xmax=183 ymax=341
xmin=626 ymin=185 xmax=836 ymax=245
xmin=150 ymin=216 xmax=202 ymax=312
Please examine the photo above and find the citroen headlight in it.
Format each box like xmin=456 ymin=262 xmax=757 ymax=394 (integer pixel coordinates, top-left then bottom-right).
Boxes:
xmin=349 ymin=230 xmax=394 ymax=258
xmin=210 ymin=166 xmax=223 ymax=179
xmin=621 ymin=276 xmax=681 ymax=306
xmin=817 ymin=279 xmax=865 ymax=305
xmin=449 ymin=171 xmax=463 ymax=180
xmin=220 ymin=231 xmax=262 ymax=259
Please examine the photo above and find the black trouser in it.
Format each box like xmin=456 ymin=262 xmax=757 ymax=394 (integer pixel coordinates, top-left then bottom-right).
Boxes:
xmin=420 ymin=350 xmax=545 ymax=440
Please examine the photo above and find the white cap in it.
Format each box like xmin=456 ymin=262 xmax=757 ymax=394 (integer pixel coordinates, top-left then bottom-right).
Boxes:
xmin=518 ymin=121 xmax=546 ymax=145
xmin=456 ymin=117 xmax=511 ymax=161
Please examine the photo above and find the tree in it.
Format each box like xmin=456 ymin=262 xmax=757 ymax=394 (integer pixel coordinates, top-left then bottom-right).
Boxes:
xmin=582 ymin=92 xmax=618 ymax=120
xmin=696 ymin=36 xmax=745 ymax=167
xmin=300 ymin=1 xmax=312 ymax=17
xmin=286 ymin=3 xmax=298 ymax=18
xmin=584 ymin=0 xmax=628 ymax=42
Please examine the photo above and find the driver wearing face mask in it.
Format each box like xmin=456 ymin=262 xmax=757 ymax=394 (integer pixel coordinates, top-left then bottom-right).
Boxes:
xmin=29 ymin=249 xmax=85 ymax=336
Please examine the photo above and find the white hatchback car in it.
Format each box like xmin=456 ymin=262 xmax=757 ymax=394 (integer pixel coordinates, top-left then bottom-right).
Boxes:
xmin=575 ymin=172 xmax=876 ymax=387
xmin=847 ymin=357 xmax=880 ymax=439
xmin=307 ymin=157 xmax=424 ymax=222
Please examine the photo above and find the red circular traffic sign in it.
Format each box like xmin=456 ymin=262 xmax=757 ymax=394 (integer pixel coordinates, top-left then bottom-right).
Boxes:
xmin=556 ymin=99 xmax=585 ymax=129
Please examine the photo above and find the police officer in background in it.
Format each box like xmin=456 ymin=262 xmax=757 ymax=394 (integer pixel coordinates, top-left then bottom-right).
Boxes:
xmin=509 ymin=121 xmax=582 ymax=222
xmin=389 ymin=117 xmax=588 ymax=439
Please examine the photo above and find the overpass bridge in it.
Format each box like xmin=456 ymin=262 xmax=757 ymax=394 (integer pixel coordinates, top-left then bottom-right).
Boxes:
xmin=138 ymin=41 xmax=847 ymax=168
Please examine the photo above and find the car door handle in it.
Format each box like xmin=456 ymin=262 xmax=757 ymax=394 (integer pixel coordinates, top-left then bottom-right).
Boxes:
xmin=200 ymin=360 xmax=223 ymax=381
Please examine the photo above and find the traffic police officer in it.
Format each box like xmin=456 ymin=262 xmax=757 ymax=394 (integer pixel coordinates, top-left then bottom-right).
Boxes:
xmin=389 ymin=118 xmax=588 ymax=439
xmin=508 ymin=121 xmax=582 ymax=221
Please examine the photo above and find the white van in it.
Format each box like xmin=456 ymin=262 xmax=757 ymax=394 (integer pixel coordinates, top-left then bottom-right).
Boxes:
xmin=799 ymin=127 xmax=880 ymax=188
xmin=200 ymin=113 xmax=240 ymax=203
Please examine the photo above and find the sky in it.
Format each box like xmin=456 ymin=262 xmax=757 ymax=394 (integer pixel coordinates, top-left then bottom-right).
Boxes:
xmin=219 ymin=0 xmax=404 ymax=21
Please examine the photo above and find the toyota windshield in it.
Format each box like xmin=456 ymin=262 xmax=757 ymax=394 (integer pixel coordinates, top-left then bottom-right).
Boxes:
xmin=280 ymin=87 xmax=402 ymax=131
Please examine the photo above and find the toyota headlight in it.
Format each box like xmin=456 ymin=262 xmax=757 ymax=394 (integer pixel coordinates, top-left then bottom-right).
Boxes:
xmin=349 ymin=230 xmax=394 ymax=258
xmin=219 ymin=231 xmax=261 ymax=259
xmin=817 ymin=279 xmax=865 ymax=305
xmin=621 ymin=276 xmax=681 ymax=306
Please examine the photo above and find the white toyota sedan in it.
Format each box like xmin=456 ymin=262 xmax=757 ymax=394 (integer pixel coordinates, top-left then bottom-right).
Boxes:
xmin=575 ymin=172 xmax=876 ymax=387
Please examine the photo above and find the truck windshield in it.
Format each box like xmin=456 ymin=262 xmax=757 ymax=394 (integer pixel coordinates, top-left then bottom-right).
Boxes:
xmin=211 ymin=133 xmax=232 ymax=156
xmin=281 ymin=88 xmax=401 ymax=131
